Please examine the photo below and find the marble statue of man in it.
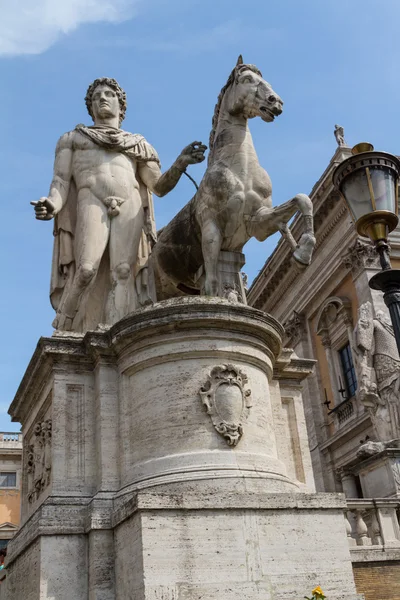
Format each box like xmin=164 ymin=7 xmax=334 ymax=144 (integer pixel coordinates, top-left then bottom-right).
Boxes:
xmin=31 ymin=77 xmax=206 ymax=331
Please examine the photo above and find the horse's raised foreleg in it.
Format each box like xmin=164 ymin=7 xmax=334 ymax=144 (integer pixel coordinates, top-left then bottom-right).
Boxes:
xmin=246 ymin=193 xmax=316 ymax=266
xmin=201 ymin=220 xmax=222 ymax=296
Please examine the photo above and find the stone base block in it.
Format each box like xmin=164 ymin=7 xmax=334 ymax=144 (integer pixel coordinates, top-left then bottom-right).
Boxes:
xmin=3 ymin=490 xmax=361 ymax=600
xmin=354 ymin=447 xmax=400 ymax=498
xmin=195 ymin=251 xmax=247 ymax=303
xmin=4 ymin=299 xmax=359 ymax=599
xmin=115 ymin=489 xmax=360 ymax=600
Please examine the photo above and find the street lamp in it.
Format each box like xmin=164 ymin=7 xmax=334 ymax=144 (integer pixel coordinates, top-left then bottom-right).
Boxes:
xmin=333 ymin=143 xmax=400 ymax=354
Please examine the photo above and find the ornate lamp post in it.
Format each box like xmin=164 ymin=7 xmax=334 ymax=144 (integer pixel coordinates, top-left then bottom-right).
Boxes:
xmin=333 ymin=143 xmax=400 ymax=354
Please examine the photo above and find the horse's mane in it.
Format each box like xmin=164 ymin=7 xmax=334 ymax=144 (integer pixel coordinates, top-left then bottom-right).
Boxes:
xmin=208 ymin=63 xmax=262 ymax=165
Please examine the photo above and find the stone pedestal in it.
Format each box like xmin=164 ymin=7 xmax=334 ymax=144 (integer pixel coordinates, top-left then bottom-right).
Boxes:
xmin=355 ymin=448 xmax=400 ymax=498
xmin=4 ymin=298 xmax=360 ymax=599
xmin=195 ymin=251 xmax=247 ymax=303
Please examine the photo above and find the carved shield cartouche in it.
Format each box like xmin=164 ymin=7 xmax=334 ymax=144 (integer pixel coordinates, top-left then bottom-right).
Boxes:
xmin=199 ymin=364 xmax=252 ymax=446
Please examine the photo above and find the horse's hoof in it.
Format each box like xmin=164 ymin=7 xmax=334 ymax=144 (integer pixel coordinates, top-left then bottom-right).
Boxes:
xmin=292 ymin=234 xmax=316 ymax=266
xmin=293 ymin=250 xmax=311 ymax=266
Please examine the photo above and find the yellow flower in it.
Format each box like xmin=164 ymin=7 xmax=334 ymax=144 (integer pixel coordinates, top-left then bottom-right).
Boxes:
xmin=312 ymin=586 xmax=325 ymax=598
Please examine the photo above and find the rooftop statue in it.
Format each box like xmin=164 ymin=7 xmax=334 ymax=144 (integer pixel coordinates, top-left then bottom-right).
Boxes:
xmin=31 ymin=77 xmax=206 ymax=332
xmin=153 ymin=56 xmax=316 ymax=299
xmin=334 ymin=124 xmax=347 ymax=147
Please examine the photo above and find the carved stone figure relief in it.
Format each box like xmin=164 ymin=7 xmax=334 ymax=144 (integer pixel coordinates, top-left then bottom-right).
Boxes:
xmin=353 ymin=302 xmax=400 ymax=442
xmin=26 ymin=419 xmax=52 ymax=503
xmin=342 ymin=238 xmax=380 ymax=275
xmin=284 ymin=311 xmax=306 ymax=347
xmin=199 ymin=365 xmax=252 ymax=446
xmin=222 ymin=282 xmax=243 ymax=303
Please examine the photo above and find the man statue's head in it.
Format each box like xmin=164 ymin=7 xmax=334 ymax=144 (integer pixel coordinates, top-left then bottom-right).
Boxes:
xmin=85 ymin=78 xmax=127 ymax=126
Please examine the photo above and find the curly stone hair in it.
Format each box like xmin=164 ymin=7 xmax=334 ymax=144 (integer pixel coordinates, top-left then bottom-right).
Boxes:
xmin=85 ymin=77 xmax=127 ymax=125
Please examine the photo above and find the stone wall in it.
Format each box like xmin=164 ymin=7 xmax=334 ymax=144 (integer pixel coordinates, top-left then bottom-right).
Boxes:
xmin=2 ymin=538 xmax=40 ymax=600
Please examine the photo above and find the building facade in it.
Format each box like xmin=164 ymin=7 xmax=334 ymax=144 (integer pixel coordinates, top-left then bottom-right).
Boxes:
xmin=0 ymin=433 xmax=22 ymax=548
xmin=248 ymin=135 xmax=400 ymax=600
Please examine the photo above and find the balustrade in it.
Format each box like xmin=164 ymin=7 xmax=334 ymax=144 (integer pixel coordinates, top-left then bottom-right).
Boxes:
xmin=345 ymin=499 xmax=400 ymax=548
xmin=328 ymin=396 xmax=357 ymax=428
xmin=0 ymin=432 xmax=22 ymax=443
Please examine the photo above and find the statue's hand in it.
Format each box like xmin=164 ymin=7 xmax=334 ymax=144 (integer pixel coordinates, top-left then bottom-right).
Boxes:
xmin=30 ymin=197 xmax=56 ymax=221
xmin=176 ymin=141 xmax=207 ymax=170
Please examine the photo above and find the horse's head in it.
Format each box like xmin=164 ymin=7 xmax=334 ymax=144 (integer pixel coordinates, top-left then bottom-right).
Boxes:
xmin=209 ymin=56 xmax=284 ymax=163
xmin=228 ymin=55 xmax=283 ymax=123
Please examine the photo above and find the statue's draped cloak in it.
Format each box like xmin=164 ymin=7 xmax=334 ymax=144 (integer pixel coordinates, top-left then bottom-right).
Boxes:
xmin=355 ymin=308 xmax=400 ymax=392
xmin=50 ymin=124 xmax=159 ymax=331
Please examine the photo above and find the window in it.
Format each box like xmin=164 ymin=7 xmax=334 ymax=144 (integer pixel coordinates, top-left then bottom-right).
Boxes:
xmin=339 ymin=343 xmax=357 ymax=398
xmin=0 ymin=472 xmax=16 ymax=488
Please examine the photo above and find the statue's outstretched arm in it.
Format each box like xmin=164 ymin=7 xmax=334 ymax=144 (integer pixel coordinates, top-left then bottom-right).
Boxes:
xmin=31 ymin=132 xmax=73 ymax=220
xmin=138 ymin=142 xmax=206 ymax=198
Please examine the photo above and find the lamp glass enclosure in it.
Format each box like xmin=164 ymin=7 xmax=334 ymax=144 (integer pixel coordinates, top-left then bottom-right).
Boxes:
xmin=333 ymin=147 xmax=400 ymax=241
xmin=341 ymin=166 xmax=398 ymax=221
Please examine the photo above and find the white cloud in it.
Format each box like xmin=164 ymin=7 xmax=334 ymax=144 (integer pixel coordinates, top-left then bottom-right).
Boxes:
xmin=0 ymin=0 xmax=138 ymax=56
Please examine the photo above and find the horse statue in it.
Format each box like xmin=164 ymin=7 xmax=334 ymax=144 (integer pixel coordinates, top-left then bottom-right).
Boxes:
xmin=152 ymin=56 xmax=316 ymax=300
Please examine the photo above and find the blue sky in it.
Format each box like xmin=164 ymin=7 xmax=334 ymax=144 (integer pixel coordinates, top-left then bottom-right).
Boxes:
xmin=1 ymin=0 xmax=400 ymax=430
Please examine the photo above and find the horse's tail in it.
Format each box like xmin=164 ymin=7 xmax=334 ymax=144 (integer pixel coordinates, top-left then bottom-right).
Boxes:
xmin=153 ymin=195 xmax=203 ymax=298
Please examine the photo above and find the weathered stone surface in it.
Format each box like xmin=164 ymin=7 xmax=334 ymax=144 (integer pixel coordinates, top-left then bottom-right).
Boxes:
xmin=354 ymin=447 xmax=400 ymax=498
xmin=152 ymin=56 xmax=316 ymax=301
xmin=353 ymin=301 xmax=400 ymax=442
xmin=114 ymin=490 xmax=358 ymax=600
xmin=31 ymin=77 xmax=206 ymax=332
xmin=6 ymin=298 xmax=359 ymax=599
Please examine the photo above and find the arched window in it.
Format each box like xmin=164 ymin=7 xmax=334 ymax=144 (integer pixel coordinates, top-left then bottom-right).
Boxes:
xmin=316 ymin=297 xmax=358 ymax=424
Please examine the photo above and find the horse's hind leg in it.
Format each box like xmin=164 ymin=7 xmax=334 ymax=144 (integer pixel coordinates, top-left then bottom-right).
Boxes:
xmin=246 ymin=193 xmax=315 ymax=266
xmin=201 ymin=220 xmax=222 ymax=296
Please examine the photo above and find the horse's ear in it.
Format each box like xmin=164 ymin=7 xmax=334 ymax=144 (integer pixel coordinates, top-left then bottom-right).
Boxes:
xmin=236 ymin=55 xmax=243 ymax=66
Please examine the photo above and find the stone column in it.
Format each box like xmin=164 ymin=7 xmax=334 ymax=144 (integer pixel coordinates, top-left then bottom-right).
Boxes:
xmin=339 ymin=469 xmax=359 ymax=498
xmin=114 ymin=297 xmax=293 ymax=492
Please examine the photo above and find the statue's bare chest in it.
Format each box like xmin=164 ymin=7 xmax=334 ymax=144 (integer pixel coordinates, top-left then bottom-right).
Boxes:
xmin=71 ymin=134 xmax=136 ymax=174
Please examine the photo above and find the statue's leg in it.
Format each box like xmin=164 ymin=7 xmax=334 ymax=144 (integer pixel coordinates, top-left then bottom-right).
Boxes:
xmin=246 ymin=194 xmax=315 ymax=266
xmin=55 ymin=190 xmax=109 ymax=330
xmin=291 ymin=194 xmax=315 ymax=266
xmin=201 ymin=220 xmax=222 ymax=296
xmin=107 ymin=195 xmax=144 ymax=324
xmin=246 ymin=198 xmax=298 ymax=241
